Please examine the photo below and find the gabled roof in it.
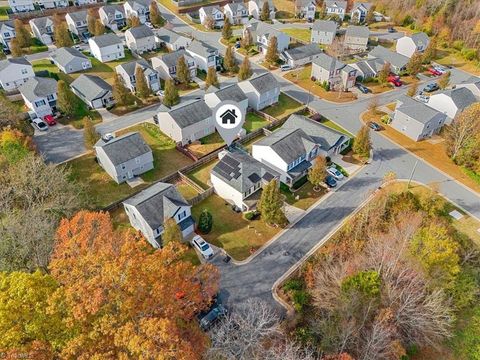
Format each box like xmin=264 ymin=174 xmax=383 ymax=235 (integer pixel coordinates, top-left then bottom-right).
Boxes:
xmin=200 ymin=5 xmax=222 ymax=15
xmin=352 ymin=2 xmax=372 ymax=11
xmin=156 ymin=49 xmax=193 ymax=68
xmin=100 ymin=4 xmax=125 ymax=19
xmin=0 ymin=20 xmax=14 ymax=29
xmin=345 ymin=25 xmax=370 ymax=39
xmin=90 ymin=33 xmax=123 ymax=47
xmin=208 ymin=84 xmax=247 ymax=103
xmin=351 ymin=57 xmax=384 ymax=75
xmin=123 ymin=182 xmax=190 ymax=230
xmin=71 ymin=74 xmax=112 ymax=101
xmin=51 ymin=47 xmax=89 ymax=67
xmin=409 ymin=32 xmax=429 ymax=47
xmin=246 ymin=20 xmax=285 ymax=40
xmin=155 ymin=28 xmax=187 ymax=44
xmin=312 ymin=19 xmax=337 ymax=33
xmin=242 ymin=72 xmax=279 ymax=94
xmin=67 ymin=10 xmax=88 ymax=23
xmin=313 ymin=53 xmax=354 ymax=73
xmin=187 ymin=40 xmax=217 ymax=58
xmin=431 ymin=87 xmax=477 ymax=110
xmin=125 ymin=0 xmax=151 ymax=9
xmin=19 ymin=76 xmax=57 ymax=101
xmin=325 ymin=0 xmax=347 ymax=10
xmin=117 ymin=59 xmax=154 ymax=76
xmin=224 ymin=2 xmax=247 ymax=12
xmin=212 ymin=151 xmax=279 ymax=193
xmin=162 ymin=100 xmax=212 ymax=128
xmin=369 ymin=45 xmax=409 ymax=69
xmin=0 ymin=57 xmax=31 ymax=72
xmin=296 ymin=0 xmax=316 ymax=7
xmin=396 ymin=95 xmax=444 ymax=124
xmin=29 ymin=16 xmax=54 ymax=34
xmin=282 ymin=44 xmax=322 ymax=61
xmin=127 ymin=25 xmax=154 ymax=40
xmin=95 ymin=131 xmax=151 ymax=166
xmin=250 ymin=0 xmax=274 ymax=9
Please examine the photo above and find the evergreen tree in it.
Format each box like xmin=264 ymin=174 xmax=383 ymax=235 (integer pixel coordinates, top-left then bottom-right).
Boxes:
xmin=265 ymin=36 xmax=278 ymax=65
xmin=406 ymin=52 xmax=423 ymax=75
xmin=128 ymin=16 xmax=140 ymax=28
xmin=54 ymin=22 xmax=73 ymax=48
xmin=224 ymin=45 xmax=237 ymax=73
xmin=205 ymin=67 xmax=219 ymax=89
xmin=94 ymin=19 xmax=105 ymax=36
xmin=241 ymin=29 xmax=252 ymax=48
xmin=438 ymin=71 xmax=451 ymax=89
xmin=260 ymin=1 xmax=270 ymax=21
xmin=176 ymin=56 xmax=190 ymax=84
xmin=222 ymin=17 xmax=232 ymax=41
xmin=83 ymin=117 xmax=99 ymax=149
xmin=308 ymin=156 xmax=327 ymax=189
xmin=135 ymin=66 xmax=150 ymax=99
xmin=112 ymin=74 xmax=132 ymax=107
xmin=149 ymin=2 xmax=163 ymax=27
xmin=258 ymin=179 xmax=287 ymax=227
xmin=238 ymin=56 xmax=252 ymax=81
xmin=87 ymin=9 xmax=97 ymax=35
xmin=10 ymin=38 xmax=23 ymax=58
xmin=162 ymin=218 xmax=182 ymax=246
xmin=162 ymin=79 xmax=179 ymax=107
xmin=353 ymin=125 xmax=371 ymax=158
xmin=198 ymin=209 xmax=213 ymax=234
xmin=14 ymin=19 xmax=31 ymax=49
xmin=57 ymin=80 xmax=79 ymax=116
xmin=422 ymin=36 xmax=437 ymax=64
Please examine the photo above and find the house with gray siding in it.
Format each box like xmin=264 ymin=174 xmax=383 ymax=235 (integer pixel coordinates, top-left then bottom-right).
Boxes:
xmin=311 ymin=53 xmax=357 ymax=90
xmin=65 ymin=11 xmax=88 ymax=38
xmin=155 ymin=100 xmax=215 ymax=145
xmin=19 ymin=76 xmax=57 ymax=118
xmin=296 ymin=0 xmax=316 ymax=21
xmin=344 ymin=25 xmax=369 ymax=51
xmin=368 ymin=45 xmax=409 ymax=73
xmin=95 ymin=131 xmax=154 ymax=183
xmin=99 ymin=5 xmax=126 ymax=31
xmin=0 ymin=57 xmax=35 ymax=91
xmin=311 ymin=20 xmax=337 ymax=45
xmin=243 ymin=20 xmax=290 ymax=55
xmin=151 ymin=49 xmax=197 ymax=80
xmin=123 ymin=182 xmax=195 ymax=248
xmin=50 ymin=47 xmax=92 ymax=74
xmin=70 ymin=74 xmax=114 ymax=109
xmin=0 ymin=21 xmax=16 ymax=51
xmin=186 ymin=40 xmax=220 ymax=71
xmin=29 ymin=16 xmax=54 ymax=45
xmin=281 ymin=44 xmax=323 ymax=68
xmin=224 ymin=2 xmax=249 ymax=25
xmin=391 ymin=95 xmax=447 ymax=141
xmin=237 ymin=72 xmax=280 ymax=111
xmin=125 ymin=25 xmax=156 ymax=54
xmin=350 ymin=57 xmax=384 ymax=80
xmin=155 ymin=28 xmax=191 ymax=51
xmin=115 ymin=59 xmax=160 ymax=93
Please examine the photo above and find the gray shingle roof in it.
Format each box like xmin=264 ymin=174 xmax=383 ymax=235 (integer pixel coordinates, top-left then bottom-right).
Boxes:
xmin=225 ymin=2 xmax=247 ymax=12
xmin=187 ymin=40 xmax=216 ymax=58
xmin=155 ymin=28 xmax=185 ymax=44
xmin=29 ymin=16 xmax=53 ymax=34
xmin=247 ymin=20 xmax=284 ymax=41
xmin=396 ymin=95 xmax=444 ymax=124
xmin=126 ymin=0 xmax=151 ymax=9
xmin=70 ymin=74 xmax=112 ymax=101
xmin=91 ymin=33 xmax=123 ymax=47
xmin=200 ymin=5 xmax=222 ymax=15
xmin=19 ymin=76 xmax=57 ymax=101
xmin=410 ymin=32 xmax=429 ymax=48
xmin=127 ymin=25 xmax=154 ymax=39
xmin=325 ymin=0 xmax=347 ymax=10
xmin=96 ymin=131 xmax=151 ymax=165
xmin=345 ymin=25 xmax=370 ymax=39
xmin=68 ymin=10 xmax=88 ymax=23
xmin=163 ymin=99 xmax=212 ymax=128
xmin=312 ymin=20 xmax=337 ymax=33
xmin=117 ymin=59 xmax=153 ymax=76
xmin=244 ymin=72 xmax=280 ymax=94
xmin=212 ymin=151 xmax=279 ymax=193
xmin=282 ymin=44 xmax=322 ymax=61
xmin=369 ymin=45 xmax=409 ymax=69
xmin=313 ymin=53 xmax=346 ymax=72
xmin=0 ymin=57 xmax=31 ymax=72
xmin=437 ymin=87 xmax=477 ymax=110
xmin=51 ymin=47 xmax=89 ymax=67
xmin=157 ymin=49 xmax=192 ymax=68
xmin=123 ymin=181 xmax=189 ymax=230
xmin=211 ymin=84 xmax=247 ymax=102
xmin=352 ymin=2 xmax=372 ymax=11
xmin=0 ymin=20 xmax=14 ymax=29
xmin=100 ymin=4 xmax=125 ymax=20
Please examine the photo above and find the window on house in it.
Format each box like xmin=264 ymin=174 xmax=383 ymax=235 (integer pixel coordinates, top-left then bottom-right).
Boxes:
xmin=35 ymin=100 xmax=46 ymax=107
xmin=178 ymin=210 xmax=187 ymax=221
xmin=21 ymin=68 xmax=28 ymax=74
xmin=47 ymin=94 xmax=54 ymax=101
xmin=121 ymin=164 xmax=126 ymax=170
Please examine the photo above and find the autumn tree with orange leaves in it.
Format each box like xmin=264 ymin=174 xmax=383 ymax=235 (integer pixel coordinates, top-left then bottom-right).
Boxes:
xmin=49 ymin=211 xmax=220 ymax=360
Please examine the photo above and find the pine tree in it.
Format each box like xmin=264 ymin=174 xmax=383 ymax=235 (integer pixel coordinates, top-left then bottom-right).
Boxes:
xmin=308 ymin=156 xmax=327 ymax=189
xmin=176 ymin=56 xmax=189 ymax=84
xmin=94 ymin=19 xmax=105 ymax=36
xmin=205 ymin=67 xmax=219 ymax=90
xmin=238 ymin=56 xmax=252 ymax=81
xmin=54 ymin=22 xmax=73 ymax=48
xmin=10 ymin=38 xmax=23 ymax=58
xmin=260 ymin=1 xmax=270 ymax=21
xmin=241 ymin=29 xmax=252 ymax=48
xmin=265 ymin=36 xmax=278 ymax=65
xmin=57 ymin=80 xmax=79 ymax=116
xmin=162 ymin=79 xmax=179 ymax=107
xmin=14 ymin=19 xmax=31 ymax=49
xmin=258 ymin=179 xmax=287 ymax=226
xmin=407 ymin=82 xmax=419 ymax=97
xmin=198 ymin=209 xmax=213 ymax=234
xmin=222 ymin=17 xmax=232 ymax=41
xmin=135 ymin=66 xmax=150 ymax=99
xmin=83 ymin=117 xmax=99 ymax=148
xmin=406 ymin=52 xmax=423 ymax=75
xmin=162 ymin=218 xmax=182 ymax=246
xmin=149 ymin=2 xmax=162 ymax=27
xmin=438 ymin=71 xmax=451 ymax=89
xmin=112 ymin=74 xmax=132 ymax=107
xmin=224 ymin=45 xmax=236 ymax=73
xmin=353 ymin=125 xmax=371 ymax=158
xmin=87 ymin=9 xmax=97 ymax=35
xmin=128 ymin=16 xmax=140 ymax=28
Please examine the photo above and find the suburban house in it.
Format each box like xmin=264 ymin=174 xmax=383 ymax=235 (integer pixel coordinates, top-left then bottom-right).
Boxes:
xmin=124 ymin=0 xmax=153 ymax=24
xmin=324 ymin=0 xmax=347 ymax=20
xmin=199 ymin=6 xmax=224 ymax=28
xmin=368 ymin=45 xmax=409 ymax=73
xmin=426 ymin=87 xmax=477 ymax=124
xmin=396 ymin=32 xmax=430 ymax=58
xmin=311 ymin=20 xmax=337 ymax=45
xmin=155 ymin=100 xmax=215 ymax=145
xmin=37 ymin=0 xmax=68 ymax=9
xmin=29 ymin=16 xmax=54 ymax=45
xmin=151 ymin=49 xmax=196 ymax=80
xmin=295 ymin=0 xmax=316 ymax=21
xmin=75 ymin=0 xmax=106 ymax=5
xmin=243 ymin=20 xmax=290 ymax=55
xmin=456 ymin=76 xmax=480 ymax=97
xmin=237 ymin=72 xmax=280 ymax=111
xmin=70 ymin=74 xmax=114 ymax=109
xmin=223 ymin=2 xmax=249 ymax=25
xmin=0 ymin=57 xmax=35 ymax=91
xmin=186 ymin=40 xmax=220 ymax=72
xmin=155 ymin=28 xmax=191 ymax=51
xmin=252 ymin=114 xmax=351 ymax=187
xmin=123 ymin=182 xmax=195 ymax=248
xmin=350 ymin=57 xmax=384 ymax=80
xmin=391 ymin=95 xmax=447 ymax=141
xmin=89 ymin=33 xmax=125 ymax=63
xmin=350 ymin=2 xmax=372 ymax=23
xmin=344 ymin=25 xmax=370 ymax=51
xmin=204 ymin=84 xmax=248 ymax=114
xmin=99 ymin=4 xmax=126 ymax=31
xmin=125 ymin=25 xmax=156 ymax=54
xmin=0 ymin=21 xmax=16 ymax=51
xmin=19 ymin=77 xmax=57 ymax=118
xmin=248 ymin=0 xmax=275 ymax=20
xmin=311 ymin=53 xmax=357 ymax=91
xmin=65 ymin=11 xmax=88 ymax=38
xmin=7 ymin=0 xmax=34 ymax=13
xmin=95 ymin=131 xmax=153 ymax=183
xmin=116 ymin=59 xmax=160 ymax=93
xmin=211 ymin=150 xmax=280 ymax=211
xmin=50 ymin=47 xmax=92 ymax=74
xmin=281 ymin=44 xmax=323 ymax=68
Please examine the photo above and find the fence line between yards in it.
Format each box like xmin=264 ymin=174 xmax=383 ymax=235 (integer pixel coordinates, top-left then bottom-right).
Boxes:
xmin=9 ymin=3 xmax=104 ymax=21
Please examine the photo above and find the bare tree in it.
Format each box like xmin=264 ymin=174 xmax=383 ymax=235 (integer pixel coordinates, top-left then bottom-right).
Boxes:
xmin=444 ymin=103 xmax=480 ymax=159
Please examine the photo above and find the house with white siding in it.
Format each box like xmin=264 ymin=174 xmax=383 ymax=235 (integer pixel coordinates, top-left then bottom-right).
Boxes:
xmin=295 ymin=0 xmax=316 ymax=21
xmin=186 ymin=40 xmax=220 ymax=71
xmin=151 ymin=49 xmax=197 ymax=80
xmin=426 ymin=87 xmax=477 ymax=124
xmin=311 ymin=53 xmax=357 ymax=90
xmin=37 ymin=0 xmax=68 ymax=9
xmin=75 ymin=0 xmax=106 ymax=5
xmin=396 ymin=32 xmax=430 ymax=58
xmin=350 ymin=2 xmax=372 ymax=23
xmin=224 ymin=2 xmax=249 ymax=25
xmin=70 ymin=74 xmax=115 ymax=109
xmin=281 ymin=44 xmax=323 ymax=68
xmin=344 ymin=25 xmax=369 ymax=51
xmin=125 ymin=25 xmax=156 ymax=54
xmin=124 ymin=0 xmax=153 ymax=24
xmin=116 ymin=59 xmax=160 ymax=93
xmin=155 ymin=28 xmax=191 ymax=51
xmin=456 ymin=76 xmax=480 ymax=98
xmin=350 ymin=57 xmax=384 ymax=80
xmin=0 ymin=21 xmax=16 ymax=51
xmin=29 ymin=16 xmax=55 ymax=45
xmin=0 ymin=57 xmax=35 ymax=91
xmin=65 ymin=11 xmax=89 ymax=38
xmin=311 ymin=20 xmax=337 ymax=45
xmin=368 ymin=45 xmax=409 ymax=74
xmin=89 ymin=33 xmax=125 ymax=63
xmin=237 ymin=72 xmax=280 ymax=111
xmin=7 ymin=0 xmax=34 ymax=13
xmin=99 ymin=4 xmax=126 ymax=31
xmin=199 ymin=5 xmax=224 ymax=28
xmin=243 ymin=20 xmax=290 ymax=55
xmin=324 ymin=0 xmax=347 ymax=20
xmin=204 ymin=84 xmax=248 ymax=114
xmin=50 ymin=47 xmax=92 ymax=74
xmin=248 ymin=0 xmax=275 ymax=20
xmin=19 ymin=77 xmax=57 ymax=118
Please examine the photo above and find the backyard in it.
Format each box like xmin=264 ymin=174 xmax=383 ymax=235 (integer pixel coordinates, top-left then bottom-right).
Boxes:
xmin=272 ymin=0 xmax=295 ymax=18
xmin=263 ymin=93 xmax=304 ymax=119
xmin=186 ymin=160 xmax=218 ymax=190
xmin=282 ymin=28 xmax=312 ymax=43
xmin=244 ymin=112 xmax=270 ymax=133
xmin=187 ymin=132 xmax=225 ymax=158
xmin=191 ymin=194 xmax=281 ymax=260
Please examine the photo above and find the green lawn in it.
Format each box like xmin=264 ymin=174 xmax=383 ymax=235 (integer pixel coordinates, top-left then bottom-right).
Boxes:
xmin=192 ymin=194 xmax=281 ymax=260
xmin=174 ymin=179 xmax=200 ymax=200
xmin=244 ymin=113 xmax=270 ymax=133
xmin=187 ymin=132 xmax=225 ymax=158
xmin=282 ymin=28 xmax=312 ymax=43
xmin=187 ymin=160 xmax=218 ymax=190
xmin=320 ymin=119 xmax=354 ymax=137
xmin=263 ymin=93 xmax=304 ymax=120
xmin=0 ymin=6 xmax=8 ymax=20
xmin=281 ymin=182 xmax=326 ymax=210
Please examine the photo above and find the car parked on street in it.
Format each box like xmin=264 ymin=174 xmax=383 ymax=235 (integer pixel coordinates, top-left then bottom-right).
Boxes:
xmin=414 ymin=94 xmax=430 ymax=103
xmin=423 ymin=82 xmax=439 ymax=92
xmin=387 ymin=27 xmax=396 ymax=33
xmin=428 ymin=67 xmax=442 ymax=76
xmin=325 ymin=175 xmax=337 ymax=188
xmin=43 ymin=114 xmax=56 ymax=126
xmin=388 ymin=74 xmax=402 ymax=87
xmin=433 ymin=65 xmax=447 ymax=74
xmin=192 ymin=235 xmax=214 ymax=259
xmin=356 ymin=83 xmax=370 ymax=94
xmin=198 ymin=302 xmax=228 ymax=331
xmin=327 ymin=167 xmax=344 ymax=180
xmin=32 ymin=118 xmax=48 ymax=131
xmin=368 ymin=121 xmax=381 ymax=131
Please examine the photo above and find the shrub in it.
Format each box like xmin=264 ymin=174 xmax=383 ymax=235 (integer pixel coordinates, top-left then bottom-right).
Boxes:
xmin=461 ymin=48 xmax=477 ymax=61
xmin=292 ymin=290 xmax=310 ymax=311
xmin=283 ymin=278 xmax=303 ymax=292
xmin=198 ymin=209 xmax=213 ymax=234
xmin=381 ymin=114 xmax=391 ymax=124
xmin=452 ymin=40 xmax=464 ymax=51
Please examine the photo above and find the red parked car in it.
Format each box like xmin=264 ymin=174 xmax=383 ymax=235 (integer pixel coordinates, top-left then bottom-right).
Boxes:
xmin=387 ymin=74 xmax=402 ymax=87
xmin=43 ymin=114 xmax=56 ymax=126
xmin=428 ymin=67 xmax=442 ymax=76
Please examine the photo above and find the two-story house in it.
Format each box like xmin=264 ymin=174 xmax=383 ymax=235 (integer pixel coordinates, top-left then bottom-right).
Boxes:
xmin=99 ymin=4 xmax=126 ymax=31
xmin=350 ymin=57 xmax=385 ymax=80
xmin=199 ymin=5 xmax=224 ymax=28
xmin=89 ymin=33 xmax=125 ymax=63
xmin=155 ymin=28 xmax=191 ymax=51
xmin=19 ymin=76 xmax=57 ymax=118
xmin=7 ymin=0 xmax=34 ymax=13
xmin=65 ymin=11 xmax=89 ymax=39
xmin=123 ymin=182 xmax=195 ymax=248
xmin=211 ymin=150 xmax=280 ymax=211
xmin=0 ymin=21 xmax=16 ymax=51
xmin=223 ymin=2 xmax=249 ymax=25
xmin=125 ymin=25 xmax=156 ymax=54
xmin=186 ymin=40 xmax=220 ymax=72
xmin=70 ymin=74 xmax=115 ymax=109
xmin=344 ymin=25 xmax=370 ymax=52
xmin=116 ymin=59 xmax=160 ymax=93
xmin=324 ymin=0 xmax=347 ymax=20
xmin=311 ymin=20 xmax=337 ymax=44
xmin=95 ymin=131 xmax=153 ymax=183
xmin=243 ymin=20 xmax=290 ymax=55
xmin=124 ymin=0 xmax=153 ymax=24
xmin=237 ymin=72 xmax=280 ymax=111
xmin=396 ymin=32 xmax=430 ymax=58
xmin=252 ymin=114 xmax=351 ymax=187
xmin=37 ymin=0 xmax=68 ymax=9
xmin=350 ymin=2 xmax=373 ymax=23
xmin=204 ymin=84 xmax=248 ymax=115
xmin=29 ymin=16 xmax=54 ymax=45
xmin=368 ymin=45 xmax=409 ymax=74
xmin=50 ymin=47 xmax=92 ymax=74
xmin=311 ymin=53 xmax=357 ymax=90
xmin=155 ymin=99 xmax=215 ymax=145
xmin=248 ymin=0 xmax=275 ymax=20
xmin=281 ymin=43 xmax=323 ymax=68
xmin=151 ymin=49 xmax=196 ymax=80
xmin=426 ymin=87 xmax=477 ymax=124
xmin=295 ymin=0 xmax=316 ymax=21
xmin=0 ymin=57 xmax=35 ymax=91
